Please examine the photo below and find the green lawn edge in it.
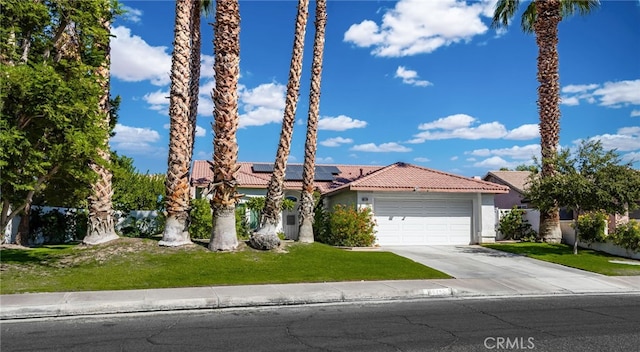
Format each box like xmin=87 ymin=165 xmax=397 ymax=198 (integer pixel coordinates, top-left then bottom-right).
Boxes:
xmin=483 ymin=242 xmax=640 ymax=276
xmin=0 ymin=240 xmax=451 ymax=294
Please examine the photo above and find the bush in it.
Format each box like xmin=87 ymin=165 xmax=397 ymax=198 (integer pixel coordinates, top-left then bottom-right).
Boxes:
xmin=29 ymin=208 xmax=69 ymax=244
xmin=497 ymin=207 xmax=536 ymax=241
xmin=574 ymin=212 xmax=607 ymax=244
xmin=611 ymin=220 xmax=640 ymax=252
xmin=316 ymin=205 xmax=376 ymax=247
xmin=235 ymin=205 xmax=250 ymax=240
xmin=189 ymin=198 xmax=212 ymax=239
xmin=119 ymin=212 xmax=164 ymax=238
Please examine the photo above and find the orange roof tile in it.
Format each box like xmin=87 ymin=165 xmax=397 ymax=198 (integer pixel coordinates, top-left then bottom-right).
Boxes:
xmin=191 ymin=161 xmax=383 ymax=193
xmin=483 ymin=171 xmax=533 ymax=194
xmin=324 ymin=162 xmax=509 ymax=195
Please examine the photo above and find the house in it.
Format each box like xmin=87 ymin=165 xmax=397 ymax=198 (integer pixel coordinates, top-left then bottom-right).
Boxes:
xmin=482 ymin=171 xmax=532 ymax=210
xmin=191 ymin=161 xmax=509 ymax=245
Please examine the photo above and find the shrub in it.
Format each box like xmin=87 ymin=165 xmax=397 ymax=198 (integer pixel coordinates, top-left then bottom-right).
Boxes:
xmin=574 ymin=211 xmax=607 ymax=244
xmin=313 ymin=204 xmax=329 ymax=242
xmin=317 ymin=205 xmax=376 ymax=247
xmin=235 ymin=206 xmax=250 ymax=240
xmin=119 ymin=212 xmax=164 ymax=238
xmin=29 ymin=208 xmax=68 ymax=244
xmin=611 ymin=220 xmax=640 ymax=252
xmin=497 ymin=207 xmax=536 ymax=241
xmin=189 ymin=198 xmax=212 ymax=239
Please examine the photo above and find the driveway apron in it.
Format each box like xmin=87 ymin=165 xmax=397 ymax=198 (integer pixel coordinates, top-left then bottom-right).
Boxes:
xmin=384 ymin=245 xmax=604 ymax=279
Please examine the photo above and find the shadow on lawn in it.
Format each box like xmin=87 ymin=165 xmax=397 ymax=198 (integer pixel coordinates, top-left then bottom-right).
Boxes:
xmin=0 ymin=245 xmax=72 ymax=265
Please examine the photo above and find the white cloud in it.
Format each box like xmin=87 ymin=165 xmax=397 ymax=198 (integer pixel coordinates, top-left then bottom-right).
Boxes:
xmin=621 ymin=151 xmax=640 ymax=164
xmin=343 ymin=0 xmax=492 ymax=57
xmin=576 ymin=126 xmax=640 ymax=152
xmin=561 ymin=79 xmax=640 ymax=107
xmin=467 ymin=144 xmax=540 ymax=160
xmin=450 ymin=156 xmax=459 ymax=161
xmin=318 ymin=115 xmax=368 ymax=131
xmin=199 ymin=55 xmax=216 ymax=80
xmin=561 ymin=84 xmax=599 ymax=94
xmin=143 ymin=90 xmax=169 ymax=114
xmin=631 ymin=109 xmax=640 ymax=117
xmin=593 ymin=80 xmax=640 ymax=107
xmin=320 ymin=137 xmax=354 ymax=147
xmin=560 ymin=96 xmax=580 ymax=106
xmin=504 ymin=124 xmax=539 ymax=140
xmin=414 ymin=157 xmax=430 ymax=162
xmin=195 ymin=125 xmax=206 ymax=137
xmin=238 ymin=83 xmax=287 ymax=128
xmin=122 ymin=6 xmax=143 ymax=23
xmin=110 ymin=26 xmax=171 ymax=86
xmin=351 ymin=142 xmax=411 ymax=152
xmin=110 ymin=124 xmax=162 ymax=155
xmin=473 ymin=156 xmax=516 ymax=169
xmin=316 ymin=157 xmax=334 ymax=163
xmin=395 ymin=66 xmax=432 ymax=87
xmin=412 ymin=114 xmax=538 ymax=142
xmin=418 ymin=114 xmax=476 ymax=130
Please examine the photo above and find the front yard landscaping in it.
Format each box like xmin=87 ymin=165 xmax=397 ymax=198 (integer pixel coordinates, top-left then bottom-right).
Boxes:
xmin=0 ymin=238 xmax=450 ymax=294
xmin=484 ymin=242 xmax=640 ymax=276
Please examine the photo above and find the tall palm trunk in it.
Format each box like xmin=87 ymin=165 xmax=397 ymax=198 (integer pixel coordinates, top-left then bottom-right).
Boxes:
xmin=188 ymin=0 xmax=202 ymax=160
xmin=84 ymin=8 xmax=118 ymax=245
xmin=251 ymin=0 xmax=310 ymax=250
xmin=160 ymin=0 xmax=196 ymax=247
xmin=298 ymin=0 xmax=327 ymax=244
xmin=534 ymin=0 xmax=562 ymax=243
xmin=209 ymin=0 xmax=241 ymax=251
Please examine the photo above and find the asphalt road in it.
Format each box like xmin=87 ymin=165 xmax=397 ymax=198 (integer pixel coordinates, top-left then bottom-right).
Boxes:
xmin=2 ymin=294 xmax=639 ymax=352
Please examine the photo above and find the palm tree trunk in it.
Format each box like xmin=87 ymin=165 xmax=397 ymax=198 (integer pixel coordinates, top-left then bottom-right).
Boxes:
xmin=251 ymin=0 xmax=310 ymax=250
xmin=534 ymin=0 xmax=562 ymax=243
xmin=84 ymin=8 xmax=118 ymax=246
xmin=188 ymin=0 xmax=201 ymax=160
xmin=209 ymin=0 xmax=241 ymax=251
xmin=298 ymin=0 xmax=327 ymax=244
xmin=160 ymin=0 xmax=195 ymax=247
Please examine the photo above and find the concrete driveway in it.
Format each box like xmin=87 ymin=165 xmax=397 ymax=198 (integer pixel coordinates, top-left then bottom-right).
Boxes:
xmin=384 ymin=245 xmax=603 ymax=279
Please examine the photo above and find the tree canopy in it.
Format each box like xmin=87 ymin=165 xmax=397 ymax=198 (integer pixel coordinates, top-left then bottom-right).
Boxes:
xmin=0 ymin=0 xmax=119 ymax=233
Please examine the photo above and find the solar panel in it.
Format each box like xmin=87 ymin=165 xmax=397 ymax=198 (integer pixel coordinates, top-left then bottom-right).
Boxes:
xmin=252 ymin=163 xmax=339 ymax=181
xmin=252 ymin=163 xmax=274 ymax=173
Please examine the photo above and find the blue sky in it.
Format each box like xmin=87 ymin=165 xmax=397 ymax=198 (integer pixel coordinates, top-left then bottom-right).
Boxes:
xmin=109 ymin=0 xmax=640 ymax=177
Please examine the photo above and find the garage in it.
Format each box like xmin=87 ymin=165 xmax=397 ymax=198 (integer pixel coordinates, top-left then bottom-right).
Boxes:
xmin=374 ymin=198 xmax=473 ymax=245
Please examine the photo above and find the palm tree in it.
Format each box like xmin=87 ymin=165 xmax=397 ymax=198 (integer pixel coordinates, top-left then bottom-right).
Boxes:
xmin=84 ymin=0 xmax=119 ymax=245
xmin=298 ymin=0 xmax=327 ymax=244
xmin=209 ymin=0 xmax=241 ymax=251
xmin=250 ymin=0 xmax=310 ymax=250
xmin=160 ymin=0 xmax=198 ymax=246
xmin=492 ymin=0 xmax=599 ymax=243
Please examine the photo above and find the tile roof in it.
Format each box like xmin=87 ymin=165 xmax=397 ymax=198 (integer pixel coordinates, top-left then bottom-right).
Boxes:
xmin=482 ymin=171 xmax=533 ymax=194
xmin=191 ymin=161 xmax=382 ymax=194
xmin=323 ymin=162 xmax=509 ymax=195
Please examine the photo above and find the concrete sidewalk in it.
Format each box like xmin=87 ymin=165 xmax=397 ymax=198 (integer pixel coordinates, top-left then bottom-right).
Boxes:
xmin=2 ymin=276 xmax=640 ymax=320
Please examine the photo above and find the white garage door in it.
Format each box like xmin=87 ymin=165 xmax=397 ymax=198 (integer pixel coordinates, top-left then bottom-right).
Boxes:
xmin=374 ymin=198 xmax=472 ymax=245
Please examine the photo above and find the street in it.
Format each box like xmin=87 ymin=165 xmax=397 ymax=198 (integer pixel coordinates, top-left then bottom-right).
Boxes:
xmin=2 ymin=294 xmax=639 ymax=351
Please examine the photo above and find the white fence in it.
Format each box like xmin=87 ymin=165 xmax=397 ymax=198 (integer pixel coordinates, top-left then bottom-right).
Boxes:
xmin=2 ymin=206 xmax=160 ymax=244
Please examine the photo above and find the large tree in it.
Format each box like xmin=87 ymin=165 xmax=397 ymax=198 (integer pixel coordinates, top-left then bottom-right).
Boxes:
xmin=492 ymin=0 xmax=599 ymax=243
xmin=84 ymin=0 xmax=120 ymax=245
xmin=298 ymin=0 xmax=327 ymax=244
xmin=250 ymin=0 xmax=310 ymax=250
xmin=525 ymin=140 xmax=640 ymax=254
xmin=208 ymin=0 xmax=242 ymax=251
xmin=0 ymin=0 xmax=115 ymax=244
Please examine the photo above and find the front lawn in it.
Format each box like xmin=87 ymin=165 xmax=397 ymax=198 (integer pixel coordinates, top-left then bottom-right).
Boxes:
xmin=0 ymin=238 xmax=450 ymax=294
xmin=484 ymin=242 xmax=640 ymax=276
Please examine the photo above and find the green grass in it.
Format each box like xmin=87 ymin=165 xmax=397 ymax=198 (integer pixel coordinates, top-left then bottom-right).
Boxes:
xmin=484 ymin=242 xmax=640 ymax=276
xmin=0 ymin=239 xmax=450 ymax=294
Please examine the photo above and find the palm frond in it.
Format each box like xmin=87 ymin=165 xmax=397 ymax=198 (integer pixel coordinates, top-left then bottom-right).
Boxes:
xmin=491 ymin=0 xmax=520 ymax=29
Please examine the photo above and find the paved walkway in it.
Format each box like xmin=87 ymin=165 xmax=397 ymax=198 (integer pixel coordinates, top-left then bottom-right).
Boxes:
xmin=1 ymin=246 xmax=639 ymax=320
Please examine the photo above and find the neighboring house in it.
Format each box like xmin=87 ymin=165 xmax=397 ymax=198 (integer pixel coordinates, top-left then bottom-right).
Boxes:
xmin=482 ymin=171 xmax=532 ymax=210
xmin=191 ymin=161 xmax=509 ymax=245
xmin=484 ymin=170 xmax=640 ymax=234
